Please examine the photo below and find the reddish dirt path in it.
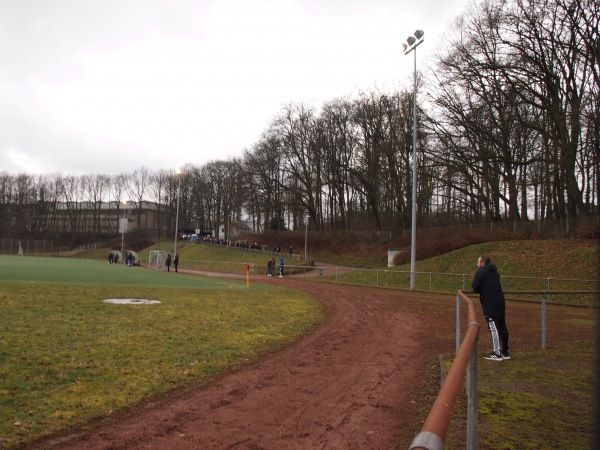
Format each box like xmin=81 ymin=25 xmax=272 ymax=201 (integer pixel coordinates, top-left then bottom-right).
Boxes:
xmin=29 ymin=278 xmax=454 ymax=450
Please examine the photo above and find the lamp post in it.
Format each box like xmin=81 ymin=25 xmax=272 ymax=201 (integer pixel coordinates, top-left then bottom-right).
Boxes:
xmin=228 ymin=214 xmax=233 ymax=245
xmin=174 ymin=168 xmax=182 ymax=256
xmin=403 ymin=29 xmax=424 ymax=291
xmin=119 ymin=201 xmax=127 ymax=264
xmin=304 ymin=214 xmax=309 ymax=262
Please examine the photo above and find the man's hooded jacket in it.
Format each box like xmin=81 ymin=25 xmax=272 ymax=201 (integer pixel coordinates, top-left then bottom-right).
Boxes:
xmin=472 ymin=263 xmax=506 ymax=318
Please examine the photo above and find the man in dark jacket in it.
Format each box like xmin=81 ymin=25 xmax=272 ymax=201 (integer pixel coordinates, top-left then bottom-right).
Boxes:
xmin=472 ymin=255 xmax=510 ymax=361
xmin=165 ymin=252 xmax=171 ymax=272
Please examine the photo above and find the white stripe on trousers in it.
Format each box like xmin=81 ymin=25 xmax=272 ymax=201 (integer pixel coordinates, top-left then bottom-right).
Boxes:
xmin=487 ymin=317 xmax=501 ymax=354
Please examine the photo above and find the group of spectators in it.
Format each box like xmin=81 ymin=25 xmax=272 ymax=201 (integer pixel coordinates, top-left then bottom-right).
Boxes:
xmin=267 ymin=257 xmax=285 ymax=277
xmin=107 ymin=251 xmax=140 ymax=266
xmin=200 ymin=236 xmax=295 ymax=256
xmin=201 ymin=236 xmax=264 ymax=250
xmin=164 ymin=252 xmax=179 ymax=273
xmin=271 ymin=245 xmax=293 ymax=254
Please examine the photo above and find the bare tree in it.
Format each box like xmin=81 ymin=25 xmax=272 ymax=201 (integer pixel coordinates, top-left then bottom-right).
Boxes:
xmin=199 ymin=160 xmax=242 ymax=238
xmin=187 ymin=165 xmax=212 ymax=235
xmin=271 ymin=103 xmax=322 ymax=229
xmin=320 ymin=97 xmax=360 ymax=230
xmin=82 ymin=173 xmax=110 ymax=233
xmin=59 ymin=175 xmax=84 ymax=233
xmin=243 ymin=134 xmax=283 ymax=232
xmin=350 ymin=92 xmax=388 ymax=230
xmin=498 ymin=0 xmax=594 ymax=226
xmin=125 ymin=167 xmax=153 ymax=229
xmin=148 ymin=169 xmax=170 ymax=238
xmin=32 ymin=174 xmax=60 ymax=234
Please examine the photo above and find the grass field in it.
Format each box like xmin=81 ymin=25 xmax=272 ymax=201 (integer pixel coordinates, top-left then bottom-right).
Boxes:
xmin=0 ymin=255 xmax=259 ymax=290
xmin=0 ymin=255 xmax=324 ymax=448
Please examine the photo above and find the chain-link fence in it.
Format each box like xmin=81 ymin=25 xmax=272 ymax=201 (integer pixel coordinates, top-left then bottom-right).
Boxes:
xmin=285 ymin=265 xmax=596 ymax=303
xmin=0 ymin=238 xmax=70 ymax=256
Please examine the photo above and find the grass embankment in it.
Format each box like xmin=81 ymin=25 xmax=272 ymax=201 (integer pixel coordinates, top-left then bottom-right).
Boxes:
xmin=309 ymin=239 xmax=597 ymax=299
xmin=92 ymin=236 xmax=597 ymax=288
xmin=0 ymin=256 xmax=323 ymax=448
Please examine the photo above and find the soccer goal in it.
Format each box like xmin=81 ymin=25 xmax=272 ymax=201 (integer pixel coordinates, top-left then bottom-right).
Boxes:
xmin=148 ymin=250 xmax=167 ymax=270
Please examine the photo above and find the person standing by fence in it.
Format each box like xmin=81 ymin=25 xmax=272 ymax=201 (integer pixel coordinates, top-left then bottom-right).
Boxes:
xmin=472 ymin=255 xmax=510 ymax=361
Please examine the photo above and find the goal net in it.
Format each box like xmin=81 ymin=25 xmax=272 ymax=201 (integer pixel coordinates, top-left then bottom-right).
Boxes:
xmin=148 ymin=250 xmax=167 ymax=270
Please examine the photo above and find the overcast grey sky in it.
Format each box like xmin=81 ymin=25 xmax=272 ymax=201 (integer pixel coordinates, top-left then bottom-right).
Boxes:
xmin=0 ymin=0 xmax=472 ymax=176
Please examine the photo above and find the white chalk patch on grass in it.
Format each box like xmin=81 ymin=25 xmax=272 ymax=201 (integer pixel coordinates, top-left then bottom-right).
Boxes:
xmin=103 ymin=299 xmax=162 ymax=305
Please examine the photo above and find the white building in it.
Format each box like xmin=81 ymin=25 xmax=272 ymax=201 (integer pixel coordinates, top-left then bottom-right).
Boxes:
xmin=215 ymin=219 xmax=252 ymax=240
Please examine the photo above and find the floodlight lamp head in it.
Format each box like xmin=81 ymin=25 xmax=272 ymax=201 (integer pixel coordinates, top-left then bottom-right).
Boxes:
xmin=402 ymin=43 xmax=408 ymax=52
xmin=407 ymin=36 xmax=416 ymax=46
xmin=414 ymin=30 xmax=424 ymax=40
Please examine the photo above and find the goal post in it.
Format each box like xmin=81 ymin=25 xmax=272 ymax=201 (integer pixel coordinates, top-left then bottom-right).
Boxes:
xmin=149 ymin=250 xmax=167 ymax=270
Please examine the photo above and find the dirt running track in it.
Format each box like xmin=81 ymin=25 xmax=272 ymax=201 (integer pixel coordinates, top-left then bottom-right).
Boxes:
xmin=29 ymin=278 xmax=454 ymax=450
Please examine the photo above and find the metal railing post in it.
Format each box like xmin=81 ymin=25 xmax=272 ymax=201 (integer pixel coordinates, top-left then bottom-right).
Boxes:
xmin=541 ymin=291 xmax=547 ymax=349
xmin=466 ymin=331 xmax=479 ymax=450
xmin=456 ymin=293 xmax=461 ymax=353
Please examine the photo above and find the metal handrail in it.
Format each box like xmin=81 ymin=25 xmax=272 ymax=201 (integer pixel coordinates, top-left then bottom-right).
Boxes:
xmin=410 ymin=290 xmax=480 ymax=450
